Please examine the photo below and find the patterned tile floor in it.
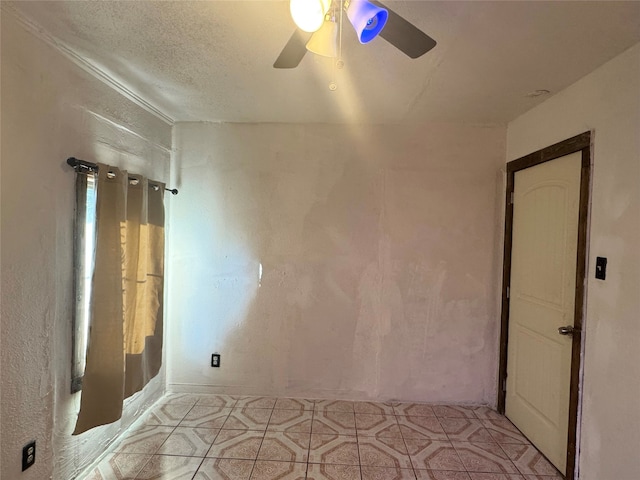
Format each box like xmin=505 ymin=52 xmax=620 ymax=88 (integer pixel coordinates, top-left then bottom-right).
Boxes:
xmin=83 ymin=395 xmax=563 ymax=480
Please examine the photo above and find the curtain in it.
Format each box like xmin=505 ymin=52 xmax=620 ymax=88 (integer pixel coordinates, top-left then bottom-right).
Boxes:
xmin=74 ymin=165 xmax=165 ymax=435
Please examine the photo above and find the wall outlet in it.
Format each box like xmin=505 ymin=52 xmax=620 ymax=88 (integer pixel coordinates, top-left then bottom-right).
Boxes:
xmin=211 ymin=353 xmax=221 ymax=367
xmin=22 ymin=440 xmax=36 ymax=471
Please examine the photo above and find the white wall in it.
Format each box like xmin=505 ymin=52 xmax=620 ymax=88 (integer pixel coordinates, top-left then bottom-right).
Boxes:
xmin=168 ymin=122 xmax=506 ymax=405
xmin=507 ymin=43 xmax=640 ymax=479
xmin=1 ymin=12 xmax=172 ymax=480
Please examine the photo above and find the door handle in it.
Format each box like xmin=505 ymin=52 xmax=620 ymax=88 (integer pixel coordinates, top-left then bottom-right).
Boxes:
xmin=558 ymin=325 xmax=577 ymax=336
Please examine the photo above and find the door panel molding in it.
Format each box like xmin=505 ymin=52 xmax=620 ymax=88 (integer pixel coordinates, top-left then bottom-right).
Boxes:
xmin=498 ymin=132 xmax=591 ymax=480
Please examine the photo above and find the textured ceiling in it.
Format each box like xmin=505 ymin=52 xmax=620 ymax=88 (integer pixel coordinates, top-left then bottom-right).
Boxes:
xmin=6 ymin=1 xmax=640 ymax=124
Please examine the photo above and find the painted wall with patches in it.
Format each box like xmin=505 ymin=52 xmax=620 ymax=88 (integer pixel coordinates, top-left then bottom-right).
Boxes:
xmin=507 ymin=42 xmax=640 ymax=480
xmin=1 ymin=12 xmax=171 ymax=480
xmin=167 ymin=122 xmax=506 ymax=404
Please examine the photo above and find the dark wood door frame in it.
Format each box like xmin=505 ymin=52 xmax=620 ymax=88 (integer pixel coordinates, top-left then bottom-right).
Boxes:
xmin=497 ymin=131 xmax=591 ymax=480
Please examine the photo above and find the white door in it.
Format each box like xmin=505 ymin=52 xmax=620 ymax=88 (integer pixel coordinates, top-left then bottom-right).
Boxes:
xmin=505 ymin=151 xmax=582 ymax=474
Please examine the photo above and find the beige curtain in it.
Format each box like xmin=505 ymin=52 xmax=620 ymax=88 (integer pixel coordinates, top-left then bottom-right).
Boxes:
xmin=74 ymin=165 xmax=165 ymax=435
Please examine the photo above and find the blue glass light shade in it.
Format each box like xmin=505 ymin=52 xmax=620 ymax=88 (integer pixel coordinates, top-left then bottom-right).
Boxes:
xmin=346 ymin=0 xmax=388 ymax=44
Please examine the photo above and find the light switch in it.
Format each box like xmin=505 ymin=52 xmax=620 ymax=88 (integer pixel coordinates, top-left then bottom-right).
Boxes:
xmin=595 ymin=257 xmax=607 ymax=280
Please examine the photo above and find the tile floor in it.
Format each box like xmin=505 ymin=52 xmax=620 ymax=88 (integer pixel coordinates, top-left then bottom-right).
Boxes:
xmin=83 ymin=395 xmax=563 ymax=480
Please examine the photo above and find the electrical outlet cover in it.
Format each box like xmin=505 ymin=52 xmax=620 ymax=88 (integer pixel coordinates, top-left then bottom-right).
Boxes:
xmin=211 ymin=353 xmax=221 ymax=367
xmin=22 ymin=440 xmax=36 ymax=471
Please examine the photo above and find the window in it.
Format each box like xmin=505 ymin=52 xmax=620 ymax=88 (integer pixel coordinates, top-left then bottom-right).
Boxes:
xmin=68 ymin=157 xmax=167 ymax=432
xmin=71 ymin=167 xmax=97 ymax=393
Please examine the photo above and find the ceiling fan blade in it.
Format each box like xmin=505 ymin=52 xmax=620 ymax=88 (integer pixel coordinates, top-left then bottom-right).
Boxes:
xmin=372 ymin=1 xmax=437 ymax=59
xmin=274 ymin=29 xmax=313 ymax=68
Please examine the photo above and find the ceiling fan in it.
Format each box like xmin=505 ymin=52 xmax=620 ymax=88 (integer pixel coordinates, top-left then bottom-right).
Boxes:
xmin=274 ymin=0 xmax=437 ymax=69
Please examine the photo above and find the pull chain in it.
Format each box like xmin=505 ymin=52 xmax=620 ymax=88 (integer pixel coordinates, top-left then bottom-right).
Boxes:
xmin=330 ymin=0 xmax=344 ymax=91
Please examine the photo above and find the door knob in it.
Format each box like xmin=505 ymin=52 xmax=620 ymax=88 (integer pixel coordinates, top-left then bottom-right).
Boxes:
xmin=558 ymin=325 xmax=576 ymax=336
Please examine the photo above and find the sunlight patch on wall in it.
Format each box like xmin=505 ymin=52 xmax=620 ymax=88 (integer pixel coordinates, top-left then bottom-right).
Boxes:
xmin=172 ymin=243 xmax=259 ymax=367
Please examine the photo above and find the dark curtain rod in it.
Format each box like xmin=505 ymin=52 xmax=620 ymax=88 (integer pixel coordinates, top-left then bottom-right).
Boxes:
xmin=67 ymin=157 xmax=178 ymax=195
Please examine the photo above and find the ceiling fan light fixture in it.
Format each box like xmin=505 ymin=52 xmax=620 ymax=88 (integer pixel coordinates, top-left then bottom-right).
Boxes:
xmin=345 ymin=0 xmax=388 ymax=44
xmin=290 ymin=0 xmax=331 ymax=33
xmin=306 ymin=19 xmax=338 ymax=57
